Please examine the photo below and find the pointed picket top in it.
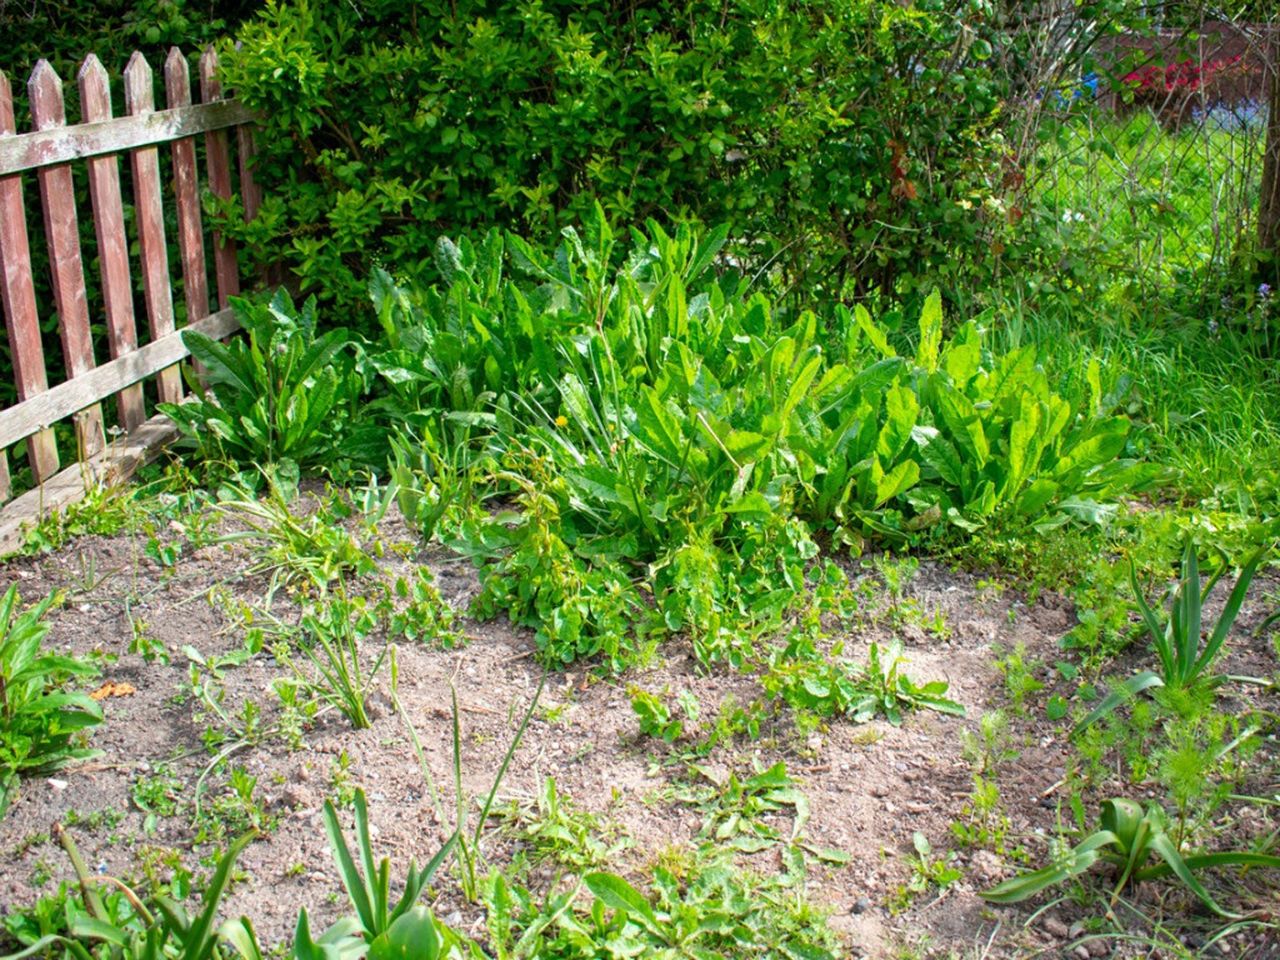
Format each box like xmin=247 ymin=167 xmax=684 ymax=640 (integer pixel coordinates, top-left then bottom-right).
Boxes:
xmin=0 ymin=70 xmax=14 ymax=132
xmin=123 ymin=51 xmax=155 ymax=113
xmin=199 ymin=46 xmax=223 ymax=101
xmin=77 ymin=54 xmax=113 ymax=121
xmin=164 ymin=48 xmax=193 ymax=107
xmin=28 ymin=60 xmax=66 ymax=130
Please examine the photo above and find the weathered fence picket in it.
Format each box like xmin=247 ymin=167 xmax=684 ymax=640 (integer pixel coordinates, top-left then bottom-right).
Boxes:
xmin=199 ymin=48 xmax=239 ymax=309
xmin=0 ymin=45 xmax=258 ymax=553
xmin=164 ymin=51 xmax=211 ymax=333
xmin=0 ymin=73 xmax=59 ymax=489
xmin=79 ymin=55 xmax=146 ymax=435
xmin=124 ymin=52 xmax=184 ymax=408
xmin=30 ymin=60 xmax=107 ymax=463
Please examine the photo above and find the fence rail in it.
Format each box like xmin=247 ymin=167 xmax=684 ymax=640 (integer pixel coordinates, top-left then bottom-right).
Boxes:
xmin=0 ymin=45 xmax=258 ymax=554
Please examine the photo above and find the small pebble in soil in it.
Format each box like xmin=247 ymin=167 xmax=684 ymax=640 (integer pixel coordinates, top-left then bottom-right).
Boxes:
xmin=282 ymin=786 xmax=314 ymax=810
xmin=851 ymin=897 xmax=872 ymax=915
xmin=1074 ymin=947 xmax=1091 ymax=960
xmin=1041 ymin=916 xmax=1070 ymax=939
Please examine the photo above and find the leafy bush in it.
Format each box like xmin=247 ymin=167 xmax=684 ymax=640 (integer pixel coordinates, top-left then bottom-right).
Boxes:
xmin=461 ymin=476 xmax=648 ymax=669
xmin=219 ymin=0 xmax=1014 ymax=317
xmin=0 ymin=588 xmax=102 ymax=818
xmin=377 ymin=217 xmax=1161 ymax=669
xmin=844 ymin=292 xmax=1163 ymax=538
xmin=161 ymin=291 xmax=366 ymax=476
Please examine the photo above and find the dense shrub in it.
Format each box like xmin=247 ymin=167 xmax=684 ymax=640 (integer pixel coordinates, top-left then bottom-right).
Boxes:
xmin=219 ymin=0 xmax=1014 ymax=322
xmin=0 ymin=0 xmax=255 ymax=91
xmin=373 ymin=217 xmax=1163 ymax=665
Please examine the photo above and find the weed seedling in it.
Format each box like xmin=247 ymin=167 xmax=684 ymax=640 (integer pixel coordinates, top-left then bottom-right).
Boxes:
xmin=889 ymin=832 xmax=961 ymax=914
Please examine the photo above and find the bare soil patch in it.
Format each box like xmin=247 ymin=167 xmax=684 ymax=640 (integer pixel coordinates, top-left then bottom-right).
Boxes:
xmin=1 ymin=500 xmax=1277 ymax=959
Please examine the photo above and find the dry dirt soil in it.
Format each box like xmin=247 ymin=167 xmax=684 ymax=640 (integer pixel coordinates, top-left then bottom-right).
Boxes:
xmin=0 ymin=497 xmax=1277 ymax=959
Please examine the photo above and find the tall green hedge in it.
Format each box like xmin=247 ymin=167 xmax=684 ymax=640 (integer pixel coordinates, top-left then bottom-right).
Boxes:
xmin=220 ymin=0 xmax=1014 ymax=320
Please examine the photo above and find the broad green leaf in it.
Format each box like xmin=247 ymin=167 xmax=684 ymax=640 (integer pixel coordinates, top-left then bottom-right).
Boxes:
xmin=1086 ymin=357 xmax=1102 ymax=414
xmin=722 ymin=429 xmax=771 ymax=463
xmin=627 ymin=389 xmax=687 ymax=468
xmin=912 ymin=427 xmax=963 ymax=489
xmin=941 ymin=322 xmax=981 ymax=386
xmin=687 ymin=223 xmax=730 ymax=280
xmin=931 ymin=380 xmax=988 ymax=468
xmin=980 ymin=831 xmax=1117 ymax=903
xmin=367 ymin=908 xmax=442 ymax=960
xmin=779 ymin=352 xmax=823 ymax=424
xmin=585 ymin=872 xmax=660 ymax=931
xmin=1004 ymin=392 xmax=1041 ymax=498
xmin=915 ymin=289 xmax=943 ymax=372
xmin=1054 ymin=418 xmax=1129 ymax=478
xmin=876 ymin=383 xmax=918 ymax=463
xmin=854 ymin=304 xmax=895 ymax=358
xmin=1014 ymin=477 xmax=1059 ymax=516
xmin=984 ymin=344 xmax=1037 ymax=402
xmin=874 ymin=460 xmax=920 ymax=507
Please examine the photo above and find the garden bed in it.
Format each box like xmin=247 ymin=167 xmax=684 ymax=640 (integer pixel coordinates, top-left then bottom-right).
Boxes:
xmin=0 ymin=493 xmax=1276 ymax=959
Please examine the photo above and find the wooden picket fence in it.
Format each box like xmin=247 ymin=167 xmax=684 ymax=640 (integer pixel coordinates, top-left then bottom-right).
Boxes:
xmin=0 ymin=46 xmax=258 ymax=553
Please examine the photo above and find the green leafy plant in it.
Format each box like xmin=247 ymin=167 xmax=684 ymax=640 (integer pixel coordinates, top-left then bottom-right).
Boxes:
xmin=193 ymin=767 xmax=278 ymax=846
xmin=982 ymin=797 xmax=1280 ymax=918
xmin=220 ymin=0 xmax=1025 ymax=318
xmin=0 ymin=797 xmax=473 ymax=960
xmin=289 ymin=594 xmax=390 ymax=731
xmin=0 ymin=588 xmax=102 ymax=818
xmin=160 ymin=291 xmax=362 ymax=475
xmin=215 ymin=489 xmax=377 ymax=598
xmin=628 ymin=687 xmax=695 ymax=744
xmin=226 ymin=786 xmax=474 ymax=960
xmin=322 ymin=788 xmax=457 ymax=942
xmin=3 ymin=824 xmax=254 ymax=960
xmin=384 ymin=569 xmax=465 ymax=648
xmin=463 ymin=474 xmax=646 ymax=669
xmin=580 ymin=847 xmax=841 ymax=960
xmin=888 ymin=831 xmax=962 ymax=914
xmin=684 ymin=762 xmax=807 ymax=852
xmin=766 ymin=641 xmax=964 ymax=726
xmin=499 ymin=777 xmax=629 ymax=871
xmin=1076 ymin=539 xmax=1271 ymax=731
xmin=383 ymin=222 xmax=1159 ymax=675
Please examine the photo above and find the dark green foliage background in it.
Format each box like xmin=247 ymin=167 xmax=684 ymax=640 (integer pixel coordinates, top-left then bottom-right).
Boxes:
xmin=219 ymin=0 xmax=1014 ymax=321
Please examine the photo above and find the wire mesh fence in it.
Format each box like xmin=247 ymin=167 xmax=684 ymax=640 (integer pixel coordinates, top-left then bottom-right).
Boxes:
xmin=995 ymin=12 xmax=1278 ymax=322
